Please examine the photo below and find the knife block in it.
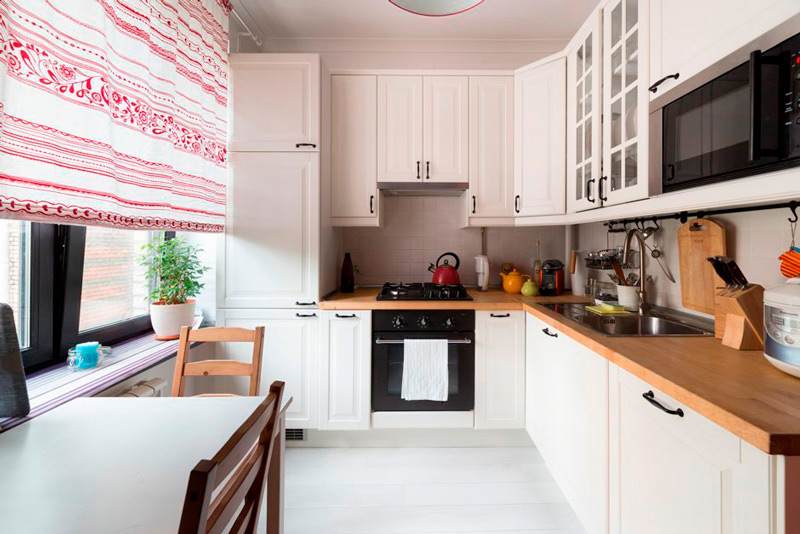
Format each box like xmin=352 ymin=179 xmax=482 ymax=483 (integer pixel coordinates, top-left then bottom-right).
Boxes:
xmin=714 ymin=285 xmax=764 ymax=350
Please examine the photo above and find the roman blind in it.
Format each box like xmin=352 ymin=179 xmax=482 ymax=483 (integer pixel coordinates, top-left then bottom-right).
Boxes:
xmin=0 ymin=0 xmax=230 ymax=232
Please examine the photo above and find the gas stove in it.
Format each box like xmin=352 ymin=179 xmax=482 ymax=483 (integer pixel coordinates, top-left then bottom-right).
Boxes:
xmin=376 ymin=282 xmax=473 ymax=301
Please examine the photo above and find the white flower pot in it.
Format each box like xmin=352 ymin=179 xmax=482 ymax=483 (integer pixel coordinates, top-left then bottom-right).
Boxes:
xmin=150 ymin=300 xmax=196 ymax=340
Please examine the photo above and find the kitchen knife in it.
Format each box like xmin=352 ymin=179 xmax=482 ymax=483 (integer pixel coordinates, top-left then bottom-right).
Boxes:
xmin=706 ymin=256 xmax=735 ymax=291
xmin=719 ymin=257 xmax=750 ymax=289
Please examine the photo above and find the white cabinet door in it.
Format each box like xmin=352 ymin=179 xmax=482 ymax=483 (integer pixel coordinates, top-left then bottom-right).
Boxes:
xmin=468 ymin=76 xmax=514 ymax=219
xmin=424 ymin=76 xmax=469 ymax=184
xmin=229 ymin=54 xmax=319 ymax=152
xmin=220 ymin=152 xmax=319 ymax=308
xmin=602 ymin=0 xmax=651 ymax=207
xmin=514 ymin=58 xmax=567 ymax=217
xmin=320 ymin=311 xmax=372 ymax=430
xmin=331 ymin=75 xmax=378 ymax=220
xmin=609 ymin=366 xmax=771 ymax=534
xmin=567 ymin=13 xmax=603 ymax=213
xmin=525 ymin=314 xmax=556 ymax=453
xmin=216 ymin=309 xmax=319 ymax=430
xmin=378 ymin=76 xmax=423 ymax=183
xmin=475 ymin=311 xmax=525 ymax=429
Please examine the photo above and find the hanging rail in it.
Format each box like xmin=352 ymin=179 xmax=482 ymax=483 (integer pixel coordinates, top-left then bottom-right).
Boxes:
xmin=603 ymin=200 xmax=799 ymax=233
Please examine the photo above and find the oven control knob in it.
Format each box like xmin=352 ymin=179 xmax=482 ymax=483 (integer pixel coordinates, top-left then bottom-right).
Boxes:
xmin=418 ymin=316 xmax=431 ymax=328
xmin=444 ymin=317 xmax=454 ymax=328
xmin=391 ymin=315 xmax=405 ymax=329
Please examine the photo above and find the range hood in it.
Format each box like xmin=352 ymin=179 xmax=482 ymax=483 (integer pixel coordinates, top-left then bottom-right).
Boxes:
xmin=377 ymin=182 xmax=468 ymax=196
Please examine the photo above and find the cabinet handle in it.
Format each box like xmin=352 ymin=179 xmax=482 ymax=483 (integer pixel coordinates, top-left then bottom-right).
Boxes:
xmin=642 ymin=390 xmax=684 ymax=417
xmin=541 ymin=328 xmax=558 ymax=337
xmin=586 ymin=178 xmax=596 ymax=203
xmin=295 ymin=301 xmax=317 ymax=306
xmin=514 ymin=195 xmax=520 ymax=214
xmin=296 ymin=312 xmax=317 ymax=318
xmin=416 ymin=161 xmax=421 ymax=180
xmin=472 ymin=195 xmax=477 ymax=214
xmin=426 ymin=161 xmax=430 ymax=180
xmin=295 ymin=143 xmax=317 ymax=148
xmin=648 ymin=73 xmax=680 ymax=94
xmin=599 ymin=176 xmax=608 ymax=202
xmin=665 ymin=164 xmax=675 ymax=182
xmin=490 ymin=313 xmax=511 ymax=318
xmin=370 ymin=195 xmax=375 ymax=214
xmin=335 ymin=313 xmax=356 ymax=318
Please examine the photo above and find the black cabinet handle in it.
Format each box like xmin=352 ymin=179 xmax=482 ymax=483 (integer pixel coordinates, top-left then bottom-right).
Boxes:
xmin=490 ymin=313 xmax=511 ymax=318
xmin=416 ymin=161 xmax=421 ymax=180
xmin=542 ymin=328 xmax=558 ymax=337
xmin=648 ymin=73 xmax=680 ymax=93
xmin=295 ymin=143 xmax=317 ymax=148
xmin=426 ymin=161 xmax=430 ymax=180
xmin=642 ymin=391 xmax=684 ymax=417
xmin=296 ymin=312 xmax=317 ymax=318
xmin=472 ymin=195 xmax=477 ymax=214
xmin=665 ymin=164 xmax=675 ymax=182
xmin=514 ymin=195 xmax=520 ymax=214
xmin=586 ymin=178 xmax=596 ymax=203
xmin=335 ymin=313 xmax=356 ymax=318
xmin=599 ymin=176 xmax=608 ymax=202
xmin=370 ymin=195 xmax=374 ymax=214
xmin=295 ymin=301 xmax=317 ymax=306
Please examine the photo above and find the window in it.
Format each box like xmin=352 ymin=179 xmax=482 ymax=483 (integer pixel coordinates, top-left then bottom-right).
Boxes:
xmin=0 ymin=221 xmax=30 ymax=349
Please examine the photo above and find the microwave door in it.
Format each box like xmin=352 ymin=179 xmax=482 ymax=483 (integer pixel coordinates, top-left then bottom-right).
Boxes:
xmin=750 ymin=49 xmax=790 ymax=162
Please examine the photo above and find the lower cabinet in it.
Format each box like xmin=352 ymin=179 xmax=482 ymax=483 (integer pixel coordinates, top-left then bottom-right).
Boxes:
xmin=525 ymin=314 xmax=609 ymax=534
xmin=319 ymin=311 xmax=372 ymax=430
xmin=216 ymin=309 xmax=319 ymax=429
xmin=475 ymin=311 xmax=526 ymax=429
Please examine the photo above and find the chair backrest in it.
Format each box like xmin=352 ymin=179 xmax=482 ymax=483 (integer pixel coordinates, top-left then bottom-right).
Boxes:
xmin=171 ymin=326 xmax=265 ymax=397
xmin=178 ymin=381 xmax=285 ymax=534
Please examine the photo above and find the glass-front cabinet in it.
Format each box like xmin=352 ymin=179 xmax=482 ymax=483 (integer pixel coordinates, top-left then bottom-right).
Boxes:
xmin=602 ymin=0 xmax=650 ymax=207
xmin=567 ymin=12 xmax=603 ymax=213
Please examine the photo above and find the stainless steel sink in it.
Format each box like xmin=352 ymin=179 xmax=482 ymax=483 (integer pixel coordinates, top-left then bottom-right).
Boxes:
xmin=542 ymin=303 xmax=713 ymax=337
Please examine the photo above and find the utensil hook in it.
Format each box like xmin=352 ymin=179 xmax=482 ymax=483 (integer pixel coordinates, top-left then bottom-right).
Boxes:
xmin=789 ymin=201 xmax=799 ymax=224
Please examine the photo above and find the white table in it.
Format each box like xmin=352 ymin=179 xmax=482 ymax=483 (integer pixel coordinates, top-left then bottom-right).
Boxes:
xmin=0 ymin=396 xmax=279 ymax=534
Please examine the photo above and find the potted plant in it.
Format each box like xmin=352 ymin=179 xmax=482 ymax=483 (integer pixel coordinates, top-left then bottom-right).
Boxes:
xmin=138 ymin=235 xmax=208 ymax=340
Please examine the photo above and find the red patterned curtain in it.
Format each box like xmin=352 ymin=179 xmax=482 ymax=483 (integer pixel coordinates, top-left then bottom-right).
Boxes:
xmin=0 ymin=0 xmax=230 ymax=232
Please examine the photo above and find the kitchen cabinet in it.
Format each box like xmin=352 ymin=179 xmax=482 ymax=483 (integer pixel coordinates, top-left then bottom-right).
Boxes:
xmin=319 ymin=311 xmax=372 ymax=431
xmin=525 ymin=315 xmax=609 ymax=534
xmin=567 ymin=12 xmax=603 ymax=213
xmin=216 ymin=309 xmax=320 ymax=430
xmin=229 ymin=54 xmax=319 ymax=152
xmin=331 ymin=75 xmax=379 ymax=223
xmin=608 ymin=365 xmax=773 ymax=534
xmin=601 ymin=0 xmax=653 ymax=207
xmin=514 ymin=57 xmax=567 ymax=217
xmin=377 ymin=76 xmax=423 ymax=183
xmin=468 ymin=76 xmax=515 ymax=221
xmin=475 ymin=311 xmax=525 ymax=429
xmin=219 ymin=152 xmax=319 ymax=309
xmin=423 ymin=76 xmax=469 ymax=183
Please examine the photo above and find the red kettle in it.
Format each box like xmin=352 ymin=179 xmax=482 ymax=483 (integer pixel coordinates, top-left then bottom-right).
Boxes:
xmin=428 ymin=252 xmax=461 ymax=285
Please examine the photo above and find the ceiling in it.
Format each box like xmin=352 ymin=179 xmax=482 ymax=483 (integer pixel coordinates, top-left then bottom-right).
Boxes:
xmin=235 ymin=0 xmax=601 ymax=42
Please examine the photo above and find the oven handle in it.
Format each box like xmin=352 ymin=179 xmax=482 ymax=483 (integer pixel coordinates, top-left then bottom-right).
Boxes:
xmin=374 ymin=338 xmax=472 ymax=345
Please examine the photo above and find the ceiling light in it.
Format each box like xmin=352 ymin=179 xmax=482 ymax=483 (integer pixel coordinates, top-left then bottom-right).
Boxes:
xmin=389 ymin=0 xmax=485 ymax=17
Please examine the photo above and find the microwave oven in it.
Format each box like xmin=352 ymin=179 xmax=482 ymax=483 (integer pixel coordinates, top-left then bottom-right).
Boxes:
xmin=661 ymin=32 xmax=800 ymax=192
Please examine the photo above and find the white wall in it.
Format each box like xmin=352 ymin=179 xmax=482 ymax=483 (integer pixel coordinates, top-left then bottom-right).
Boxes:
xmin=576 ymin=207 xmax=795 ymax=317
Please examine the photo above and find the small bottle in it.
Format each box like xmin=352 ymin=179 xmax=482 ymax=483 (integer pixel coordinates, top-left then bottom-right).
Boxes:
xmin=532 ymin=240 xmax=543 ymax=286
xmin=340 ymin=253 xmax=355 ymax=293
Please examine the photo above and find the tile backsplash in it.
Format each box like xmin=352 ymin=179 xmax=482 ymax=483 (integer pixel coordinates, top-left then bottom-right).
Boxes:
xmin=576 ymin=207 xmax=796 ymax=317
xmin=342 ymin=196 xmax=566 ymax=287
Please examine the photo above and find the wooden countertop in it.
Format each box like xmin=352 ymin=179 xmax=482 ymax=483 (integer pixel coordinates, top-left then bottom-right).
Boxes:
xmin=322 ymin=287 xmax=800 ymax=455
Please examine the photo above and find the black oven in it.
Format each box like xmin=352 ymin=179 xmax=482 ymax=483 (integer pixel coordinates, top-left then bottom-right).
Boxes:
xmin=371 ymin=310 xmax=474 ymax=412
xmin=662 ymin=31 xmax=800 ymax=192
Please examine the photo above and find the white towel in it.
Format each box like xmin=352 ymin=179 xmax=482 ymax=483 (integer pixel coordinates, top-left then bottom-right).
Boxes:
xmin=401 ymin=339 xmax=449 ymax=401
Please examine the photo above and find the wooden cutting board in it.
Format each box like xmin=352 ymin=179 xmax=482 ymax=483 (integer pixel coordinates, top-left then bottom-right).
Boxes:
xmin=677 ymin=218 xmax=726 ymax=314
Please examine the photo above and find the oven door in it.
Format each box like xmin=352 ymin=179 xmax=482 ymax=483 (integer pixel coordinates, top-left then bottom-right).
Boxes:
xmin=371 ymin=332 xmax=475 ymax=412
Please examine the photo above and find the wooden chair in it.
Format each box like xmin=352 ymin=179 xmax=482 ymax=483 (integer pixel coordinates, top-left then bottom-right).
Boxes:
xmin=171 ymin=326 xmax=265 ymax=397
xmin=178 ymin=381 xmax=287 ymax=534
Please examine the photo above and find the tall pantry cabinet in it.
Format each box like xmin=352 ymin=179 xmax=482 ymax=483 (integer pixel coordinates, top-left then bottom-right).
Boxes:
xmin=218 ymin=54 xmax=322 ymax=429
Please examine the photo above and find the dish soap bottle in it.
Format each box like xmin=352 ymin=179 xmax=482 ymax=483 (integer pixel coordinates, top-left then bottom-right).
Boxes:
xmin=340 ymin=252 xmax=355 ymax=293
xmin=532 ymin=240 xmax=543 ymax=286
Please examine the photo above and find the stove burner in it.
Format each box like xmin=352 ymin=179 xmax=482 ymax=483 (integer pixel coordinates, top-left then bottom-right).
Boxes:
xmin=376 ymin=282 xmax=473 ymax=301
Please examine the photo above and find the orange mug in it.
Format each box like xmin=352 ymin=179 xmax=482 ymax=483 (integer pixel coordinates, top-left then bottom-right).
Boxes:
xmin=779 ymin=246 xmax=800 ymax=278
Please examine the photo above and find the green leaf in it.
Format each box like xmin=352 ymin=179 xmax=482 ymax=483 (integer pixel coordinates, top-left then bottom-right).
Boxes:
xmin=137 ymin=234 xmax=208 ymax=305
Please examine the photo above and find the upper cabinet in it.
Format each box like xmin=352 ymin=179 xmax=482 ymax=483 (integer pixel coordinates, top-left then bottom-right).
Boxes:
xmin=331 ymin=75 xmax=378 ymax=221
xmin=377 ymin=75 xmax=469 ymax=184
xmin=601 ymin=0 xmax=652 ymax=207
xmin=229 ymin=54 xmax=320 ymax=152
xmin=468 ymin=76 xmax=515 ymax=221
xmin=514 ymin=58 xmax=567 ymax=217
xmin=567 ymin=13 xmax=603 ymax=213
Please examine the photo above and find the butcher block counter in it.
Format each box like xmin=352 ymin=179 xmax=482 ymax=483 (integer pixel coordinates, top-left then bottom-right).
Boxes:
xmin=322 ymin=287 xmax=800 ymax=455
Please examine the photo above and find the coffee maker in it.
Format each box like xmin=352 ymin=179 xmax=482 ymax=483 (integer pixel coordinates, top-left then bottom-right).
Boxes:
xmin=539 ymin=259 xmax=565 ymax=296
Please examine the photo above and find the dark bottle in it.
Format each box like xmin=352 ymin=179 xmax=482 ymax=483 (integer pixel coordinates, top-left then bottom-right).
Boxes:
xmin=340 ymin=252 xmax=355 ymax=293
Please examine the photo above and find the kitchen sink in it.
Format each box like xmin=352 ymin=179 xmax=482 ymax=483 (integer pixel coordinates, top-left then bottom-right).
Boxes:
xmin=542 ymin=303 xmax=713 ymax=337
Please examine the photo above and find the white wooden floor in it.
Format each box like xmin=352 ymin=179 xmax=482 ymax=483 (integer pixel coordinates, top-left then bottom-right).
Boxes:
xmin=283 ymin=447 xmax=586 ymax=534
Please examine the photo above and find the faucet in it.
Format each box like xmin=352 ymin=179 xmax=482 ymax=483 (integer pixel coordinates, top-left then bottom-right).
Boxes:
xmin=622 ymin=229 xmax=649 ymax=315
